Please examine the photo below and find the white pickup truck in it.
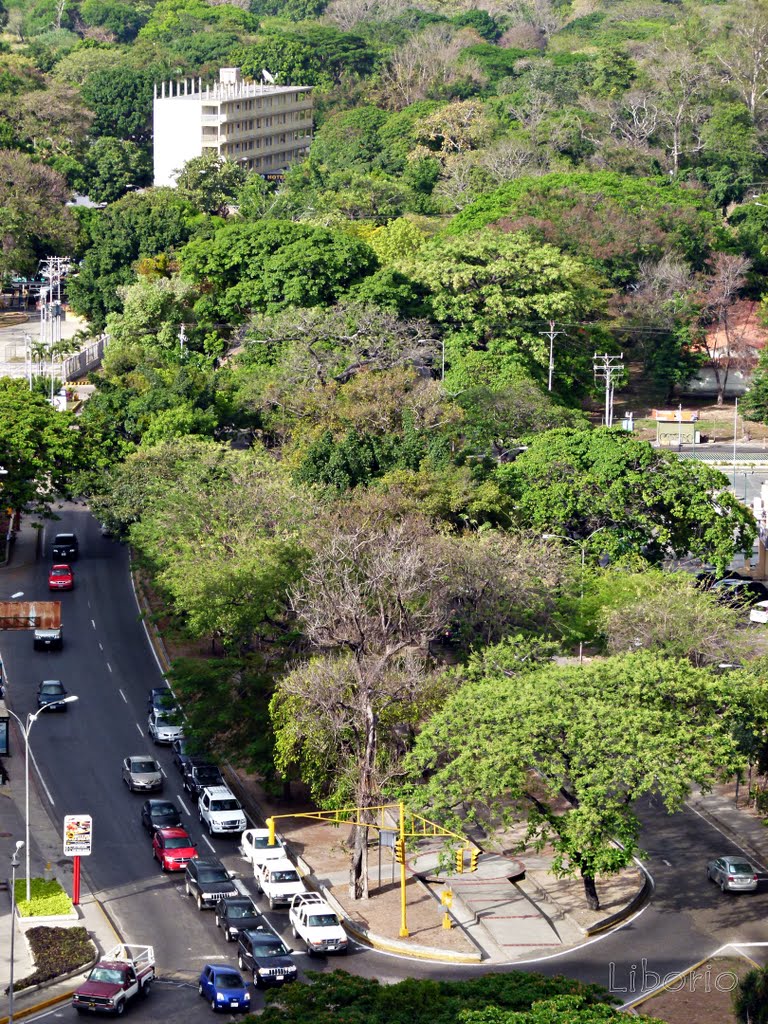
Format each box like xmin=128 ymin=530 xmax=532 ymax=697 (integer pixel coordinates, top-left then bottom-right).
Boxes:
xmin=72 ymin=944 xmax=155 ymax=1016
xmin=289 ymin=892 xmax=348 ymax=956
xmin=240 ymin=827 xmax=286 ymax=870
xmin=253 ymin=857 xmax=306 ymax=909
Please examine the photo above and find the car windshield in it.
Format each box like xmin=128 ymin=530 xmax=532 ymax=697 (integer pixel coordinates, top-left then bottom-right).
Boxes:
xmin=730 ymin=862 xmax=755 ymax=873
xmin=199 ymin=867 xmax=230 ymax=883
xmin=197 ymin=769 xmax=221 ymax=781
xmin=164 ymin=836 xmax=192 ymax=849
xmin=54 ymin=535 xmax=75 ymax=544
xmin=133 ymin=762 xmax=157 ymax=773
xmin=271 ymin=870 xmax=299 ymax=883
xmin=41 ymin=683 xmax=64 ymax=694
xmin=156 ymin=712 xmax=179 ymax=724
xmin=90 ymin=968 xmax=124 ymax=985
xmin=216 ymin=973 xmax=243 ymax=989
xmin=153 ymin=804 xmax=177 ymax=816
xmin=51 ymin=568 xmax=69 ymax=576
xmin=308 ymin=914 xmax=339 ymax=928
xmin=227 ymin=905 xmax=256 ymax=918
xmin=251 ymin=836 xmax=271 ymax=848
xmin=211 ymin=799 xmax=240 ymax=812
xmin=255 ymin=941 xmax=288 ymax=956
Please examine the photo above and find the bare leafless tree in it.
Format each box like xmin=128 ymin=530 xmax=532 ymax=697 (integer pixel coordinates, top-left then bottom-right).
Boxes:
xmin=715 ymin=0 xmax=768 ymax=120
xmin=273 ymin=518 xmax=572 ymax=898
xmin=645 ymin=45 xmax=711 ymax=172
xmin=379 ymin=26 xmax=485 ymax=109
xmin=694 ymin=253 xmax=754 ymax=406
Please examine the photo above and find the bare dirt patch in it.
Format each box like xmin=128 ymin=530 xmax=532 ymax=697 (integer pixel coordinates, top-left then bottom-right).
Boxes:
xmin=634 ymin=956 xmax=749 ymax=1024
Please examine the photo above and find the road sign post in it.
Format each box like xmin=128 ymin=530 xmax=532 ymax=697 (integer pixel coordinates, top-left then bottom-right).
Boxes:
xmin=63 ymin=815 xmax=92 ymax=906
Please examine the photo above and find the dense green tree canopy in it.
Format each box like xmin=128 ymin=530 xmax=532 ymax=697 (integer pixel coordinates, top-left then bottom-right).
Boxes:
xmin=496 ymin=427 xmax=756 ymax=571
xmin=0 ymin=380 xmax=88 ymax=516
xmin=405 ymin=649 xmax=751 ymax=907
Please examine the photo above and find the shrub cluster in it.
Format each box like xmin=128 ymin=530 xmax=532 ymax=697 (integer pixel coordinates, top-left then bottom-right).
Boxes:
xmin=14 ymin=878 xmax=74 ymax=918
xmin=12 ymin=926 xmax=93 ymax=992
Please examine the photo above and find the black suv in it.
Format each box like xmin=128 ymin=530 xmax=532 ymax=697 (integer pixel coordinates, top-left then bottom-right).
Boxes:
xmin=184 ymin=763 xmax=224 ymax=802
xmin=51 ymin=533 xmax=78 ymax=560
xmin=185 ymin=856 xmax=238 ymax=910
xmin=237 ymin=929 xmax=297 ymax=988
xmin=215 ymin=896 xmax=264 ymax=941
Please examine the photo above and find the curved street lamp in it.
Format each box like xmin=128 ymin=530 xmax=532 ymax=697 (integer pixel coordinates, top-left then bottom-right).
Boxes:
xmin=5 ymin=696 xmax=79 ymax=901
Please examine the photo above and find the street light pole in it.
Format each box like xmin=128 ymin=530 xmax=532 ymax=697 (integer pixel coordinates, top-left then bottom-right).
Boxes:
xmin=5 ymin=697 xmax=78 ymax=901
xmin=9 ymin=840 xmax=23 ymax=1024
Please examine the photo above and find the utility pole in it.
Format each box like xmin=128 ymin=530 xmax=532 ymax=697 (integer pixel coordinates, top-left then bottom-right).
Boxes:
xmin=593 ymin=352 xmax=625 ymax=427
xmin=37 ymin=257 xmax=70 ymax=400
xmin=539 ymin=321 xmax=565 ymax=392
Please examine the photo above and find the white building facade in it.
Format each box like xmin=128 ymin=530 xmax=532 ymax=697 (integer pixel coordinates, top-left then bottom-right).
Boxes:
xmin=153 ymin=67 xmax=313 ymax=187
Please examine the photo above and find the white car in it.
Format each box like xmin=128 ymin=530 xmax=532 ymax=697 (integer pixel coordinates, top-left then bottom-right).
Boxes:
xmin=254 ymin=858 xmax=306 ymax=909
xmin=199 ymin=786 xmax=247 ymax=836
xmin=240 ymin=828 xmax=286 ymax=870
xmin=289 ymin=892 xmax=348 ymax=955
xmin=148 ymin=708 xmax=183 ymax=745
xmin=750 ymin=600 xmax=768 ymax=623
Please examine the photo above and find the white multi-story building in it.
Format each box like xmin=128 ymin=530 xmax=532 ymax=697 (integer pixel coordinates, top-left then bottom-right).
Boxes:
xmin=153 ymin=67 xmax=313 ymax=187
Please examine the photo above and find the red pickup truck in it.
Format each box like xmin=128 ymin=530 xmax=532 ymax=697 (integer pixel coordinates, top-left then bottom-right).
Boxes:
xmin=72 ymin=944 xmax=155 ymax=1016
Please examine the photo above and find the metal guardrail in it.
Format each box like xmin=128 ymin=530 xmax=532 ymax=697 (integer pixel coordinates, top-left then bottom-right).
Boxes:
xmin=62 ymin=337 xmax=107 ymax=381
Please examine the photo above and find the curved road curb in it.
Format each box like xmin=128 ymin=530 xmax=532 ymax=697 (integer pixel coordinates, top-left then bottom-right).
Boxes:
xmin=585 ymin=859 xmax=654 ymax=937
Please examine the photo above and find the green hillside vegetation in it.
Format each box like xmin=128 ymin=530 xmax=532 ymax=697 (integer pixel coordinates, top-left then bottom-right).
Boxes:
xmin=6 ymin=0 xmax=768 ymax=907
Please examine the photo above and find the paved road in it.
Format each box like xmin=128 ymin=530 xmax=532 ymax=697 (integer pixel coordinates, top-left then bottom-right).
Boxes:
xmin=5 ymin=506 xmax=768 ymax=1023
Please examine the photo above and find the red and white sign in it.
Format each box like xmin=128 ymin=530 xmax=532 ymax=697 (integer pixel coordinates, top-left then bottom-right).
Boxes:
xmin=63 ymin=814 xmax=92 ymax=857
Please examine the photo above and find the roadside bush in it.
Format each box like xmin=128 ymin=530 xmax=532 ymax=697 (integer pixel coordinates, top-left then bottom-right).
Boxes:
xmin=14 ymin=878 xmax=74 ymax=917
xmin=13 ymin=926 xmax=93 ymax=992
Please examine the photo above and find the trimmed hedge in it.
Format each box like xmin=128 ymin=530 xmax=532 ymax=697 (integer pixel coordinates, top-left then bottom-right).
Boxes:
xmin=14 ymin=877 xmax=74 ymax=918
xmin=13 ymin=926 xmax=93 ymax=992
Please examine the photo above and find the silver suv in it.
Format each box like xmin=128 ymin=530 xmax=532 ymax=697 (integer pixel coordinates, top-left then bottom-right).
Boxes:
xmin=199 ymin=786 xmax=247 ymax=836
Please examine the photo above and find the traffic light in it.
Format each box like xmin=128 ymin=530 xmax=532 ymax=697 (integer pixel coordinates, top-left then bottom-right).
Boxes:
xmin=394 ymin=839 xmax=405 ymax=864
xmin=469 ymin=848 xmax=479 ymax=872
xmin=455 ymin=849 xmax=464 ymax=873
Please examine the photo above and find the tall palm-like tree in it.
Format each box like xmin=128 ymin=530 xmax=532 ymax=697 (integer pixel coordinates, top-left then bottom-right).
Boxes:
xmin=734 ymin=964 xmax=768 ymax=1023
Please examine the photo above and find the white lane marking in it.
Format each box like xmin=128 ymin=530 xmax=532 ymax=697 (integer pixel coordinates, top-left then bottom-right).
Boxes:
xmin=161 ymin=767 xmax=167 ymax=778
xmin=29 ymin=746 xmax=56 ymax=806
xmin=107 ymin=663 xmax=113 ymax=674
xmin=129 ymin=558 xmax=166 ymax=678
xmin=202 ymin=835 xmax=216 ymax=852
xmin=662 ymin=859 xmax=671 ymax=866
xmin=91 ymin=619 xmax=96 ymax=629
xmin=136 ymin=723 xmax=144 ymax=737
xmin=118 ymin=689 xmax=127 ymax=703
xmin=98 ymin=642 xmax=103 ymax=651
xmin=178 ymin=795 xmax=191 ymax=816
xmin=87 ymin=599 xmax=91 ymax=609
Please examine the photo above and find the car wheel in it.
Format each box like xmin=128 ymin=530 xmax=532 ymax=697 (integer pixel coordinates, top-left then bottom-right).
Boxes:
xmin=160 ymin=860 xmax=167 ymax=872
xmin=211 ymin=999 xmax=218 ymax=1012
xmin=253 ymin=879 xmax=262 ymax=894
xmin=269 ymin=897 xmax=276 ymax=910
xmin=198 ymin=982 xmax=204 ymax=997
xmin=208 ymin=822 xmax=214 ymax=837
xmin=197 ymin=894 xmax=203 ymax=910
xmin=215 ymin=914 xmax=221 ymax=929
xmin=141 ymin=980 xmax=152 ymax=998
xmin=238 ymin=955 xmax=245 ymax=971
xmin=292 ymin=925 xmax=298 ymax=940
xmin=225 ymin=929 xmax=233 ymax=943
xmin=185 ymin=881 xmax=191 ymax=896
xmin=720 ymin=880 xmax=727 ymax=893
xmin=115 ymin=1000 xmax=125 ymax=1016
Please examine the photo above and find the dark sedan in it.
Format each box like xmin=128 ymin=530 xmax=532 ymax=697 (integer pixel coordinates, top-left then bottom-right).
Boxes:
xmin=215 ymin=896 xmax=264 ymax=942
xmin=140 ymin=798 xmax=182 ymax=832
xmin=711 ymin=578 xmax=768 ymax=607
xmin=184 ymin=764 xmax=224 ymax=802
xmin=37 ymin=679 xmax=70 ymax=710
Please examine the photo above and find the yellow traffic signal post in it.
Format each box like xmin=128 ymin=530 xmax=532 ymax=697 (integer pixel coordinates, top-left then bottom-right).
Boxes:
xmin=265 ymin=802 xmax=480 ymax=940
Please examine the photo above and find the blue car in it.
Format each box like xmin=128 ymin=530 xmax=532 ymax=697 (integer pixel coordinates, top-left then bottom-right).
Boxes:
xmin=198 ymin=964 xmax=251 ymax=1013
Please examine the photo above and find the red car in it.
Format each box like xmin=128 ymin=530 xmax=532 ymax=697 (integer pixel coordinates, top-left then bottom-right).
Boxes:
xmin=48 ymin=564 xmax=74 ymax=590
xmin=152 ymin=827 xmax=198 ymax=872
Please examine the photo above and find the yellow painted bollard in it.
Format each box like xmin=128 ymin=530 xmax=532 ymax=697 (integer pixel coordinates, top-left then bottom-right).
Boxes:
xmin=442 ymin=911 xmax=452 ymax=930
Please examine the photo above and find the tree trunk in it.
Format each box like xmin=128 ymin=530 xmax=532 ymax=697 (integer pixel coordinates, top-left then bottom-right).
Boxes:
xmin=582 ymin=872 xmax=600 ymax=910
xmin=349 ymin=697 xmax=377 ymax=901
xmin=349 ymin=825 xmax=369 ymax=900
